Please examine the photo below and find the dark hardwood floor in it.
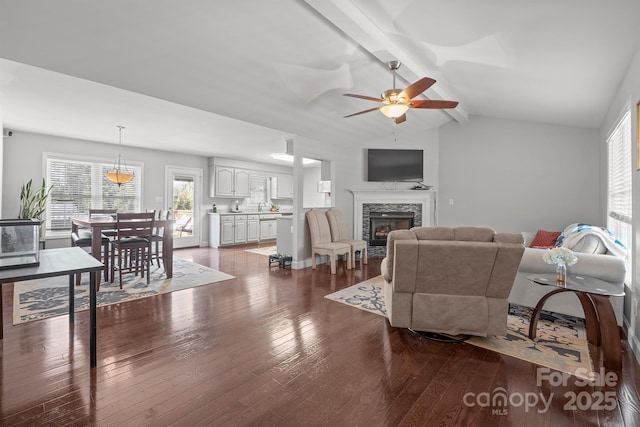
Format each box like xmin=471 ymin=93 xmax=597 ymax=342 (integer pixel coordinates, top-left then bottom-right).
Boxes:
xmin=1 ymin=245 xmax=640 ymax=426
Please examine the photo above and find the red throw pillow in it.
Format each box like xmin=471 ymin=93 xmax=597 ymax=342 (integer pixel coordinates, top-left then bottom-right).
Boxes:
xmin=530 ymin=230 xmax=561 ymax=249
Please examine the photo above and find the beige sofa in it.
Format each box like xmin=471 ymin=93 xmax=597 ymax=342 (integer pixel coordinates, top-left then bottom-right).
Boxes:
xmin=381 ymin=227 xmax=525 ymax=337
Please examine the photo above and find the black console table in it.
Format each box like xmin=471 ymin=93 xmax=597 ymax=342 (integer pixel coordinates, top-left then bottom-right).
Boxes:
xmin=0 ymin=247 xmax=104 ymax=368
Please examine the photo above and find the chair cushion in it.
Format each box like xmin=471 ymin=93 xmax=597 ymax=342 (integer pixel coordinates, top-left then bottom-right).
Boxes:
xmin=72 ymin=231 xmax=110 ymax=246
xmin=111 ymin=237 xmax=150 ymax=247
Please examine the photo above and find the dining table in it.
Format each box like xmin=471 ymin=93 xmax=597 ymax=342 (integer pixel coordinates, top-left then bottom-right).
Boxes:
xmin=71 ymin=215 xmax=175 ymax=282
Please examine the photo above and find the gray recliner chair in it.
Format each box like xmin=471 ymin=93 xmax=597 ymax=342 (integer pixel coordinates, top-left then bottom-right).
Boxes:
xmin=381 ymin=226 xmax=525 ymax=337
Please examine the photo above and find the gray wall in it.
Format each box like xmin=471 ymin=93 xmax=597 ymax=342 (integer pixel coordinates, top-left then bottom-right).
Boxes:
xmin=438 ymin=115 xmax=601 ymax=233
xmin=600 ymin=44 xmax=640 ymax=364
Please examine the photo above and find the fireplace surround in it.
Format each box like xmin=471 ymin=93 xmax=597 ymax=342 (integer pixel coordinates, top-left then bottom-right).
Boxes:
xmin=349 ymin=189 xmax=436 ymax=258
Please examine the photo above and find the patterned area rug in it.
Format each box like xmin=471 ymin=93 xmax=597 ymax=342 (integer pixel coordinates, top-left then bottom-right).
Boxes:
xmin=244 ymin=246 xmax=277 ymax=256
xmin=13 ymin=258 xmax=235 ymax=325
xmin=325 ymin=276 xmax=593 ymax=379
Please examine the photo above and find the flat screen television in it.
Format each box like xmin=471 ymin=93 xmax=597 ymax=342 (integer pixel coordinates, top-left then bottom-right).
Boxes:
xmin=367 ymin=149 xmax=424 ymax=182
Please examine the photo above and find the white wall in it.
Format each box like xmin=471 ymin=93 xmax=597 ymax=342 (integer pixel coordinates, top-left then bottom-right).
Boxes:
xmin=439 ymin=115 xmax=600 ymax=233
xmin=600 ymin=45 xmax=640 ymax=364
xmin=302 ymin=165 xmax=327 ymax=208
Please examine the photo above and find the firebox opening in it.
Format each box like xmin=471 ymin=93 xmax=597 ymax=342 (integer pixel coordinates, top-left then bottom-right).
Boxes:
xmin=368 ymin=212 xmax=415 ymax=246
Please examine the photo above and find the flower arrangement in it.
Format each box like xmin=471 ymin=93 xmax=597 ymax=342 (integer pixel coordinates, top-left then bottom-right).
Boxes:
xmin=542 ymin=247 xmax=577 ymax=266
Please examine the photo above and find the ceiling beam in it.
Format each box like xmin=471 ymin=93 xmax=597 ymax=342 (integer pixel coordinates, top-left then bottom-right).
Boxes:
xmin=304 ymin=0 xmax=468 ymax=123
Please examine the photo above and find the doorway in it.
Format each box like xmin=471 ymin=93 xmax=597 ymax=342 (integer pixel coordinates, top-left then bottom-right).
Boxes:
xmin=166 ymin=166 xmax=202 ymax=248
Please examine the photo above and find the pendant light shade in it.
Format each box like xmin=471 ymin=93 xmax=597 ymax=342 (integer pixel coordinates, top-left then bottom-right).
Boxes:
xmin=105 ymin=126 xmax=134 ymax=187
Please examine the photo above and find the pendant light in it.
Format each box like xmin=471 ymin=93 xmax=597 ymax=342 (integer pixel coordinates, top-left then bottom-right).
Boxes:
xmin=105 ymin=125 xmax=134 ymax=187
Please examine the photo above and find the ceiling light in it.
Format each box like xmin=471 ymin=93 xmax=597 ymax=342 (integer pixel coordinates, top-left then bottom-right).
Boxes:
xmin=105 ymin=126 xmax=134 ymax=187
xmin=380 ymin=103 xmax=409 ymax=119
xmin=271 ymin=153 xmax=319 ymax=165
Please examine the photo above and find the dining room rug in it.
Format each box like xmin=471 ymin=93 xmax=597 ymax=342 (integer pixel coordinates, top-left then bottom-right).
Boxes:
xmin=244 ymin=246 xmax=277 ymax=256
xmin=13 ymin=258 xmax=235 ymax=325
xmin=325 ymin=275 xmax=593 ymax=379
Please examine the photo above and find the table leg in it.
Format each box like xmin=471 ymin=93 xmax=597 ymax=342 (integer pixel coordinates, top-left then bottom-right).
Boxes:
xmin=90 ymin=226 xmax=103 ymax=289
xmin=591 ymin=295 xmax=622 ymax=370
xmin=529 ymin=288 xmax=567 ymax=340
xmin=163 ymin=225 xmax=174 ymax=279
xmin=90 ymin=270 xmax=97 ymax=368
xmin=68 ymin=274 xmax=74 ymax=323
xmin=575 ymin=292 xmax=600 ymax=346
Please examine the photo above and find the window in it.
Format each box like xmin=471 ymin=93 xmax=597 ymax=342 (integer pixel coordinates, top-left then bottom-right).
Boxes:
xmin=248 ymin=176 xmax=268 ymax=207
xmin=606 ymin=109 xmax=632 ymax=281
xmin=45 ymin=153 xmax=142 ymax=237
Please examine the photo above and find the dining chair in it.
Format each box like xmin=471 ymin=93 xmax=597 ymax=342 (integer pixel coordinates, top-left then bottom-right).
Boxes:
xmin=147 ymin=209 xmax=169 ymax=270
xmin=71 ymin=209 xmax=116 ymax=285
xmin=325 ymin=207 xmax=368 ymax=267
xmin=306 ymin=208 xmax=351 ymax=274
xmin=110 ymin=212 xmax=155 ymax=289
xmin=90 ymin=208 xmax=117 ymax=237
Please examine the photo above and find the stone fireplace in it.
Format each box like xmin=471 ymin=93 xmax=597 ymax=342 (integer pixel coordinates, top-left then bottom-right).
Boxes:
xmin=350 ymin=190 xmax=436 ymax=259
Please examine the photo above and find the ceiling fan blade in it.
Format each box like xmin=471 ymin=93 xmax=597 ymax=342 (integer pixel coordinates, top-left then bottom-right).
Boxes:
xmin=343 ymin=93 xmax=384 ymax=102
xmin=399 ymin=77 xmax=436 ymax=100
xmin=343 ymin=106 xmax=381 ymax=118
xmin=410 ymin=100 xmax=459 ymax=109
xmin=394 ymin=114 xmax=407 ymax=124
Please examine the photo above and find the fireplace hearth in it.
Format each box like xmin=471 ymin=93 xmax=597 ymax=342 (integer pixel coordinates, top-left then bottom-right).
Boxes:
xmin=368 ymin=212 xmax=415 ymax=246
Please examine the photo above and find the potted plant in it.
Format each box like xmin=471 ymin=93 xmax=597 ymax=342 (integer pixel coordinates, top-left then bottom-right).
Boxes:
xmin=19 ymin=178 xmax=52 ymax=221
xmin=18 ymin=178 xmax=53 ymax=245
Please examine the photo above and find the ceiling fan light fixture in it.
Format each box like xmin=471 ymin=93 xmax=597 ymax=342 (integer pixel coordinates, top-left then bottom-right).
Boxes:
xmin=380 ymin=103 xmax=409 ymax=119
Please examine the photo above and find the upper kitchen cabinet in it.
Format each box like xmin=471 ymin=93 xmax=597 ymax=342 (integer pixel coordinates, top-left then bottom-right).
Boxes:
xmin=270 ymin=174 xmax=293 ymax=199
xmin=212 ymin=166 xmax=250 ymax=198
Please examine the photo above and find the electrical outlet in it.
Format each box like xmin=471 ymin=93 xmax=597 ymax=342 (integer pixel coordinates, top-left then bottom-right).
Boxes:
xmin=634 ymin=297 xmax=639 ymax=317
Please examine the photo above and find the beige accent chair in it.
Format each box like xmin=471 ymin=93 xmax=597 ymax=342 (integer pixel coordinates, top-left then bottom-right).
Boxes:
xmin=306 ymin=209 xmax=352 ymax=274
xmin=381 ymin=226 xmax=524 ymax=337
xmin=325 ymin=208 xmax=368 ymax=267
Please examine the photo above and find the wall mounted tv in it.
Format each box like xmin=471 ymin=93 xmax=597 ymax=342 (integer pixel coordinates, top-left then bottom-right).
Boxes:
xmin=367 ymin=149 xmax=424 ymax=182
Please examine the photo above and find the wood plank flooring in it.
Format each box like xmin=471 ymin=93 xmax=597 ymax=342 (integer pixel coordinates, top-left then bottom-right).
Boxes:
xmin=1 ymin=245 xmax=639 ymax=426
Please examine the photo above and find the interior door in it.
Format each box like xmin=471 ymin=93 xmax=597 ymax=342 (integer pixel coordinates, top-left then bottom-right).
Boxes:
xmin=166 ymin=166 xmax=202 ymax=248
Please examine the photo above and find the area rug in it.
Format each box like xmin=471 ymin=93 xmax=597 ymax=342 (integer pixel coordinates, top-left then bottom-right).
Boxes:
xmin=325 ymin=276 xmax=593 ymax=379
xmin=13 ymin=258 xmax=235 ymax=325
xmin=244 ymin=246 xmax=277 ymax=256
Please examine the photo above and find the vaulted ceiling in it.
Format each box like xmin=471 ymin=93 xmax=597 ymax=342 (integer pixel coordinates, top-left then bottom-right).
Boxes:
xmin=1 ymin=0 xmax=639 ymax=164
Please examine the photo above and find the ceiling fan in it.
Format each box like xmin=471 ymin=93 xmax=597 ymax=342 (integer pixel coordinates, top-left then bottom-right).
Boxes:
xmin=343 ymin=61 xmax=458 ymax=124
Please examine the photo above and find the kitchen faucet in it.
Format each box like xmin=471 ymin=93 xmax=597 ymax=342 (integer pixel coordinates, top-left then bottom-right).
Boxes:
xmin=258 ymin=201 xmax=264 ymax=212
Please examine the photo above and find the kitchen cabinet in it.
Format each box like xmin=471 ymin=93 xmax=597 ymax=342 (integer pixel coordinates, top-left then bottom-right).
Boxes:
xmin=270 ymin=174 xmax=293 ymax=199
xmin=219 ymin=216 xmax=235 ymax=246
xmin=247 ymin=215 xmax=260 ymax=242
xmin=210 ymin=213 xmax=279 ymax=247
xmin=212 ymin=166 xmax=250 ymax=198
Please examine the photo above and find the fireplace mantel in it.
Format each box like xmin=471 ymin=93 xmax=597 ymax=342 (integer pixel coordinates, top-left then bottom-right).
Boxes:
xmin=349 ymin=189 xmax=437 ymax=240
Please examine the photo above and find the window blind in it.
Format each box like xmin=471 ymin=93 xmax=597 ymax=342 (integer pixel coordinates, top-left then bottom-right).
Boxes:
xmin=607 ymin=110 xmax=632 ymax=225
xmin=606 ymin=109 xmax=632 ymax=282
xmin=45 ymin=154 xmax=142 ymax=235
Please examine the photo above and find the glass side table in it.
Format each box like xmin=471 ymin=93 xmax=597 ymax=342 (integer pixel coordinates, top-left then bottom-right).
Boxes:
xmin=526 ymin=274 xmax=625 ymax=371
